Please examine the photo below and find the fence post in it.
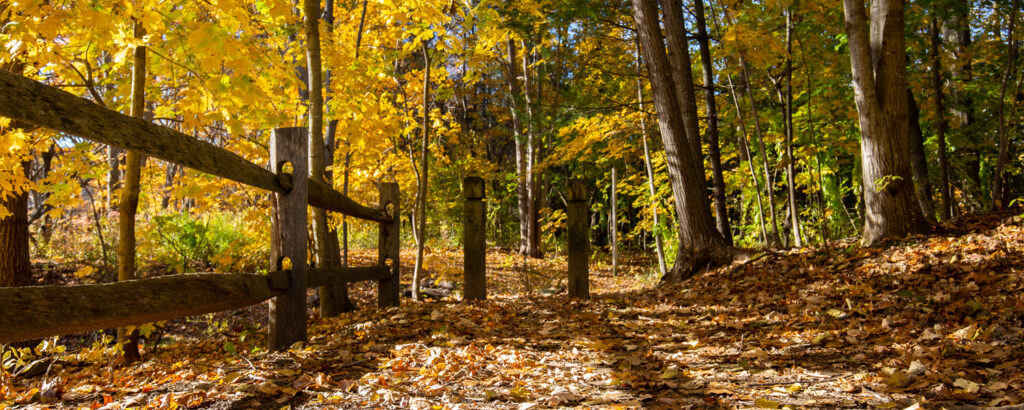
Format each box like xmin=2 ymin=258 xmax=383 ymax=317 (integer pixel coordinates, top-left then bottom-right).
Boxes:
xmin=567 ymin=178 xmax=589 ymax=299
xmin=378 ymin=183 xmax=400 ymax=307
xmin=463 ymin=177 xmax=486 ymax=300
xmin=268 ymin=127 xmax=309 ymax=350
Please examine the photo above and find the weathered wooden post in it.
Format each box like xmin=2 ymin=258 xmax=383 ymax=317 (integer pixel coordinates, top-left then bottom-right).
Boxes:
xmin=463 ymin=177 xmax=486 ymax=300
xmin=378 ymin=183 xmax=401 ymax=307
xmin=268 ymin=127 xmax=309 ymax=350
xmin=567 ymin=178 xmax=589 ymax=299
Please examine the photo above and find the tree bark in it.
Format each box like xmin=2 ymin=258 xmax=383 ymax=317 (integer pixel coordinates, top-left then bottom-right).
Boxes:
xmin=116 ymin=20 xmax=146 ymax=362
xmin=930 ymin=16 xmax=953 ymax=221
xmin=0 ymin=180 xmax=30 ymax=288
xmin=783 ymin=8 xmax=802 ymax=247
xmin=694 ymin=0 xmax=732 ymax=245
xmin=521 ymin=41 xmax=540 ymax=258
xmin=942 ymin=3 xmax=983 ymax=209
xmin=660 ymin=0 xmax=705 ymax=171
xmin=992 ymin=0 xmax=1019 ymax=209
xmin=412 ymin=42 xmax=431 ymax=301
xmin=842 ymin=0 xmax=930 ymax=246
xmin=635 ymin=45 xmax=668 ymax=277
xmin=631 ymin=0 xmax=730 ymax=282
xmin=907 ymin=89 xmax=936 ymax=223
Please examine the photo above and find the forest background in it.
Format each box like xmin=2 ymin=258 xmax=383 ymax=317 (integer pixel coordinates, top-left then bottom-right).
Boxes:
xmin=0 ymin=0 xmax=1021 ymax=289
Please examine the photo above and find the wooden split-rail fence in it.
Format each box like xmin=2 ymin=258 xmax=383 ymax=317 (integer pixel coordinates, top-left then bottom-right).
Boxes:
xmin=0 ymin=70 xmax=400 ymax=350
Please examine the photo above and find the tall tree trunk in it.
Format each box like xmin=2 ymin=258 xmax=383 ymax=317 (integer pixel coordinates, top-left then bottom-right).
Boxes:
xmin=842 ymin=0 xmax=930 ymax=246
xmin=505 ymin=38 xmax=533 ymax=258
xmin=740 ymin=57 xmax=782 ymax=246
xmin=522 ymin=41 xmax=539 ymax=258
xmin=727 ymin=72 xmax=770 ymax=245
xmin=631 ymin=0 xmax=730 ymax=282
xmin=992 ymin=0 xmax=1019 ymax=209
xmin=660 ymin=0 xmax=706 ymax=173
xmin=635 ymin=47 xmax=668 ymax=277
xmin=930 ymin=16 xmax=953 ymax=221
xmin=308 ymin=0 xmax=353 ymax=316
xmin=943 ymin=3 xmax=983 ymax=209
xmin=412 ymin=42 xmax=431 ymax=301
xmin=117 ymin=21 xmax=146 ymax=363
xmin=907 ymin=89 xmax=936 ymax=222
xmin=694 ymin=0 xmax=732 ymax=245
xmin=783 ymin=8 xmax=802 ymax=247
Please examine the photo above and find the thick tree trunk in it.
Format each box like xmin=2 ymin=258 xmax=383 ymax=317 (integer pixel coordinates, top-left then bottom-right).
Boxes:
xmin=842 ymin=0 xmax=930 ymax=246
xmin=631 ymin=0 xmax=730 ymax=282
xmin=660 ymin=0 xmax=705 ymax=171
xmin=930 ymin=17 xmax=953 ymax=221
xmin=0 ymin=185 xmax=30 ymax=288
xmin=694 ymin=0 xmax=732 ymax=245
xmin=907 ymin=89 xmax=936 ymax=223
xmin=992 ymin=0 xmax=1019 ymax=209
xmin=412 ymin=42 xmax=430 ymax=301
xmin=635 ymin=46 xmax=668 ymax=277
xmin=116 ymin=21 xmax=146 ymax=362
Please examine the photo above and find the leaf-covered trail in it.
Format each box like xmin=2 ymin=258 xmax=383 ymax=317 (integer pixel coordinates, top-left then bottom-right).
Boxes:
xmin=4 ymin=214 xmax=1024 ymax=408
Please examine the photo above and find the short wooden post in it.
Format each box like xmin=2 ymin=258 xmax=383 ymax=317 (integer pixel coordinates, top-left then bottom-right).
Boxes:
xmin=567 ymin=178 xmax=589 ymax=299
xmin=378 ymin=183 xmax=400 ymax=307
xmin=268 ymin=127 xmax=309 ymax=350
xmin=462 ymin=177 xmax=486 ymax=300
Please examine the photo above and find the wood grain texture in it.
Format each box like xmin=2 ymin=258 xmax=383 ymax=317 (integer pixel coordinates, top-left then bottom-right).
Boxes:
xmin=567 ymin=179 xmax=589 ymax=299
xmin=463 ymin=177 xmax=486 ymax=300
xmin=0 ymin=274 xmax=281 ymax=343
xmin=268 ymin=128 xmax=308 ymax=350
xmin=378 ymin=183 xmax=400 ymax=307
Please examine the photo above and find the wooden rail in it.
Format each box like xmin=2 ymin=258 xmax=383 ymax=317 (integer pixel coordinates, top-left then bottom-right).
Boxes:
xmin=0 ymin=70 xmax=390 ymax=223
xmin=0 ymin=71 xmax=401 ymax=350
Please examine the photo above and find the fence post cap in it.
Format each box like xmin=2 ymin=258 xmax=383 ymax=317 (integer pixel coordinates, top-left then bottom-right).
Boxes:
xmin=463 ymin=176 xmax=485 ymax=199
xmin=568 ymin=179 xmax=587 ymax=202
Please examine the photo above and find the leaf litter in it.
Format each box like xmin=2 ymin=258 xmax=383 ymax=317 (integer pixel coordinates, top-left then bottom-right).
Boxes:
xmin=3 ymin=213 xmax=1024 ymax=408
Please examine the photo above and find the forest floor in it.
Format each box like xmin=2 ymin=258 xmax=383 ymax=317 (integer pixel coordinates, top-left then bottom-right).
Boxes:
xmin=4 ymin=212 xmax=1024 ymax=409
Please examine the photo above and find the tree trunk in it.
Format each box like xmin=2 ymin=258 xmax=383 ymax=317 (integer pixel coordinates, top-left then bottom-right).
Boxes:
xmin=942 ymin=3 xmax=983 ymax=209
xmin=740 ymin=57 xmax=782 ymax=247
xmin=116 ymin=21 xmax=146 ymax=363
xmin=412 ymin=42 xmax=431 ymax=301
xmin=522 ymin=41 xmax=540 ymax=258
xmin=930 ymin=16 xmax=953 ymax=221
xmin=907 ymin=89 xmax=936 ymax=223
xmin=783 ymin=8 xmax=802 ymax=247
xmin=693 ymin=0 xmax=732 ymax=245
xmin=107 ymin=146 xmax=121 ymax=209
xmin=610 ymin=166 xmax=617 ymax=276
xmin=635 ymin=46 xmax=668 ymax=277
xmin=660 ymin=0 xmax=705 ymax=171
xmin=306 ymin=0 xmax=353 ymax=317
xmin=842 ymin=0 xmax=930 ymax=246
xmin=0 ymin=182 xmax=30 ymax=288
xmin=992 ymin=0 xmax=1019 ymax=209
xmin=631 ymin=0 xmax=730 ymax=282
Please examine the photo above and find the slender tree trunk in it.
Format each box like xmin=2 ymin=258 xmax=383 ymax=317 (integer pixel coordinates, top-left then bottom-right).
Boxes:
xmin=783 ymin=8 xmax=802 ymax=247
xmin=412 ymin=42 xmax=431 ymax=301
xmin=727 ymin=73 xmax=769 ymax=245
xmin=842 ymin=0 xmax=930 ymax=246
xmin=522 ymin=41 xmax=539 ymax=258
xmin=117 ymin=21 xmax=146 ymax=363
xmin=740 ymin=57 xmax=782 ymax=246
xmin=107 ymin=146 xmax=121 ymax=209
xmin=930 ymin=16 xmax=952 ymax=221
xmin=610 ymin=166 xmax=617 ymax=275
xmin=631 ymin=0 xmax=730 ymax=282
xmin=992 ymin=0 xmax=1019 ymax=209
xmin=694 ymin=0 xmax=731 ymax=245
xmin=907 ymin=89 xmax=936 ymax=222
xmin=505 ymin=39 xmax=533 ymax=258
xmin=943 ymin=4 xmax=983 ymax=209
xmin=310 ymin=0 xmax=353 ymax=316
xmin=635 ymin=47 xmax=668 ymax=277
